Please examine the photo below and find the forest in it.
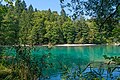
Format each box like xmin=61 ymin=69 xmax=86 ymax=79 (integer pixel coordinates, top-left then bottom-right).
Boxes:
xmin=0 ymin=0 xmax=120 ymax=80
xmin=0 ymin=0 xmax=119 ymax=46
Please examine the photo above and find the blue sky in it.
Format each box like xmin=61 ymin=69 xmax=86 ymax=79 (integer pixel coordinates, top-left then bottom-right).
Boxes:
xmin=24 ymin=0 xmax=62 ymax=13
xmin=1 ymin=0 xmax=70 ymax=14
xmin=1 ymin=0 xmax=89 ymax=18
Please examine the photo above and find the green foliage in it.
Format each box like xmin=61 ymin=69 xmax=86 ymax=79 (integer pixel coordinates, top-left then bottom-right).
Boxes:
xmin=112 ymin=24 xmax=120 ymax=42
xmin=1 ymin=7 xmax=18 ymax=45
xmin=60 ymin=0 xmax=120 ymax=44
xmin=30 ymin=12 xmax=45 ymax=45
xmin=60 ymin=8 xmax=66 ymax=17
xmin=19 ymin=10 xmax=29 ymax=45
xmin=0 ymin=0 xmax=120 ymax=45
xmin=62 ymin=20 xmax=75 ymax=43
xmin=0 ymin=64 xmax=11 ymax=79
xmin=0 ymin=0 xmax=120 ymax=80
xmin=74 ymin=18 xmax=90 ymax=43
xmin=0 ymin=46 xmax=54 ymax=80
xmin=45 ymin=21 xmax=62 ymax=44
xmin=103 ymin=55 xmax=120 ymax=65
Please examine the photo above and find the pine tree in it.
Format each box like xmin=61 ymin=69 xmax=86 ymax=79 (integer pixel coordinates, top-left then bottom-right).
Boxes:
xmin=21 ymin=0 xmax=27 ymax=10
xmin=19 ymin=10 xmax=29 ymax=45
xmin=60 ymin=8 xmax=66 ymax=17
xmin=28 ymin=4 xmax=34 ymax=13
xmin=35 ymin=8 xmax=37 ymax=12
xmin=30 ymin=12 xmax=45 ymax=45
xmin=15 ymin=0 xmax=22 ymax=16
xmin=1 ymin=8 xmax=18 ymax=45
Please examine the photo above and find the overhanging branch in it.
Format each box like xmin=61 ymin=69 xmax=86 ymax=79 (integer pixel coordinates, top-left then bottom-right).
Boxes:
xmin=99 ymin=3 xmax=120 ymax=32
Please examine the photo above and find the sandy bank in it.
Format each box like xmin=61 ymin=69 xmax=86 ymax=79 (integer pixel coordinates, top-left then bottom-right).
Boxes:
xmin=42 ymin=44 xmax=96 ymax=47
xmin=55 ymin=44 xmax=96 ymax=46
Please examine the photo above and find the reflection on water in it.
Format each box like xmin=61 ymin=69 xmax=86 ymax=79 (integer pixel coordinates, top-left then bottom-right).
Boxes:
xmin=3 ymin=45 xmax=120 ymax=79
xmin=31 ymin=45 xmax=120 ymax=75
xmin=5 ymin=45 xmax=120 ymax=67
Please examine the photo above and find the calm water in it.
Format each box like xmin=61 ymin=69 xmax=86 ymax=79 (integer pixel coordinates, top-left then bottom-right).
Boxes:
xmin=31 ymin=45 xmax=120 ymax=79
xmin=4 ymin=45 xmax=120 ymax=79
xmin=5 ymin=45 xmax=120 ymax=66
xmin=32 ymin=45 xmax=120 ymax=64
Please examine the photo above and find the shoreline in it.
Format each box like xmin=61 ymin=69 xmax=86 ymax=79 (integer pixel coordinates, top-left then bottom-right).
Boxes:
xmin=42 ymin=44 xmax=97 ymax=47
xmin=0 ymin=43 xmax=119 ymax=47
xmin=55 ymin=44 xmax=96 ymax=46
xmin=42 ymin=43 xmax=120 ymax=47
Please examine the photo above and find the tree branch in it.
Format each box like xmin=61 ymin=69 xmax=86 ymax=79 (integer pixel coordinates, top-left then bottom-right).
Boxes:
xmin=99 ymin=3 xmax=120 ymax=32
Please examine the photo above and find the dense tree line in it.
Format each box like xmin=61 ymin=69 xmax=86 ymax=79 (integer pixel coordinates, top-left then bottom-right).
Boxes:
xmin=0 ymin=0 xmax=120 ymax=45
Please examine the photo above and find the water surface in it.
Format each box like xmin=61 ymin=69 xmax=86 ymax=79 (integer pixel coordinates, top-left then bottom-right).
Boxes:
xmin=33 ymin=45 xmax=120 ymax=64
xmin=4 ymin=45 xmax=120 ymax=79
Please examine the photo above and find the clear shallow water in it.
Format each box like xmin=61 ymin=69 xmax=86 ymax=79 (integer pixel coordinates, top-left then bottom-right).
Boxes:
xmin=3 ymin=45 xmax=120 ymax=79
xmin=5 ymin=45 xmax=120 ymax=66
xmin=32 ymin=45 xmax=120 ymax=65
xmin=31 ymin=45 xmax=120 ymax=75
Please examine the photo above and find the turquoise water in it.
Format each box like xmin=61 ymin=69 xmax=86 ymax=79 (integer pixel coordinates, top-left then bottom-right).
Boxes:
xmin=4 ymin=45 xmax=120 ymax=67
xmin=30 ymin=45 xmax=120 ymax=79
xmin=32 ymin=45 xmax=120 ymax=65
xmin=2 ymin=45 xmax=120 ymax=79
